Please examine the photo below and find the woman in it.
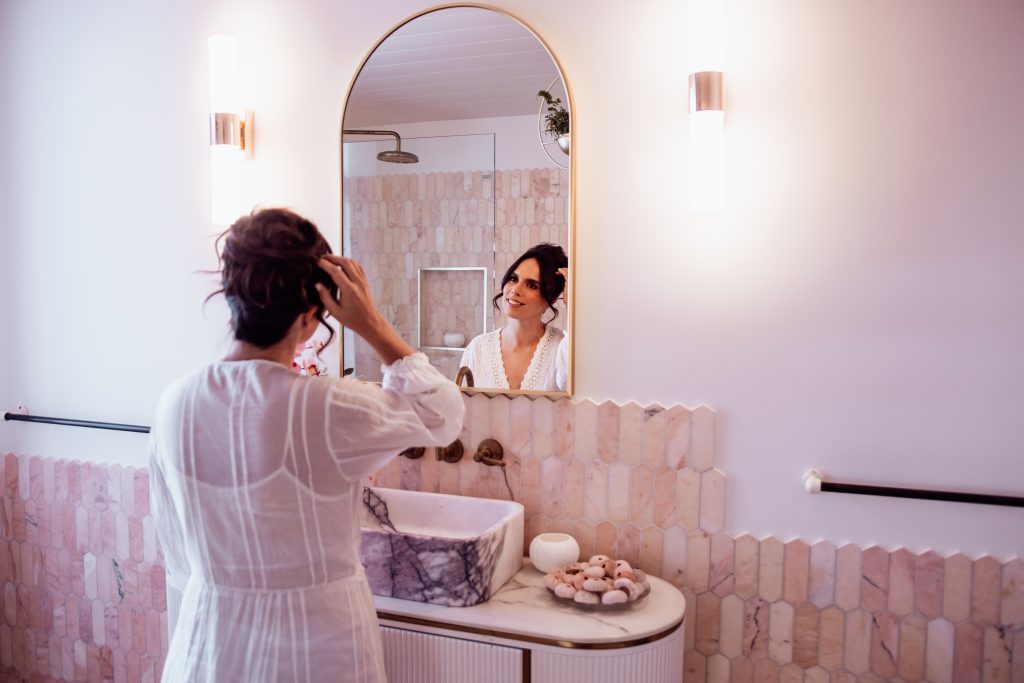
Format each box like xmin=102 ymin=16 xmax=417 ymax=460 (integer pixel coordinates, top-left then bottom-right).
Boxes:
xmin=149 ymin=208 xmax=464 ymax=682
xmin=460 ymin=243 xmax=569 ymax=391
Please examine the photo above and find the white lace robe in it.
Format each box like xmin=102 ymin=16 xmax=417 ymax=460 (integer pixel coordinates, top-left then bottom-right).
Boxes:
xmin=459 ymin=325 xmax=567 ymax=391
xmin=149 ymin=353 xmax=464 ymax=682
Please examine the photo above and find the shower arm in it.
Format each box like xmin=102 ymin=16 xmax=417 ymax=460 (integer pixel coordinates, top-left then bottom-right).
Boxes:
xmin=342 ymin=129 xmax=403 ymax=149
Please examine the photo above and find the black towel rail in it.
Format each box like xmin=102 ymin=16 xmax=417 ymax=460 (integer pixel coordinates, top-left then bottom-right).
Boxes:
xmin=4 ymin=411 xmax=150 ymax=434
xmin=803 ymin=469 xmax=1024 ymax=508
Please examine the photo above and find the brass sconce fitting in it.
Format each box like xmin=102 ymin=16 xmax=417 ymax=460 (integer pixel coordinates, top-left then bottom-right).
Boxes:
xmin=473 ymin=439 xmax=505 ymax=467
xmin=437 ymin=439 xmax=464 ymax=464
xmin=399 ymin=447 xmax=425 ymax=460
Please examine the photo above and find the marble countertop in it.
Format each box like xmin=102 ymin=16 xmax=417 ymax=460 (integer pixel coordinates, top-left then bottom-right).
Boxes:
xmin=374 ymin=558 xmax=686 ymax=646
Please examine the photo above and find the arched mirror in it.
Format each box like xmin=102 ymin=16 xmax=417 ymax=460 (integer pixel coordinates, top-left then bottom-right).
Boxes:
xmin=340 ymin=5 xmax=574 ymax=397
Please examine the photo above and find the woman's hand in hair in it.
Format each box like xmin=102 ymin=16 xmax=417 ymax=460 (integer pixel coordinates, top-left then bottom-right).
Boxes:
xmin=316 ymin=255 xmax=414 ymax=364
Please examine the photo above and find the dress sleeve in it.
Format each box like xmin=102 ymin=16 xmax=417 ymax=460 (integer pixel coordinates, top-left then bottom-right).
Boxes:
xmin=554 ymin=332 xmax=569 ymax=392
xmin=325 ymin=352 xmax=465 ymax=480
xmin=149 ymin=438 xmax=190 ymax=590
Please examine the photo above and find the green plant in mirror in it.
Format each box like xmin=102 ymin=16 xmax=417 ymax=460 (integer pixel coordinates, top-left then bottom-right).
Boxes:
xmin=537 ymin=90 xmax=569 ymax=138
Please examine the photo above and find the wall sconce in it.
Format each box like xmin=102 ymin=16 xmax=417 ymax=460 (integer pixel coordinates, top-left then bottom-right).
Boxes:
xmin=208 ymin=35 xmax=254 ymax=225
xmin=687 ymin=0 xmax=725 ymax=212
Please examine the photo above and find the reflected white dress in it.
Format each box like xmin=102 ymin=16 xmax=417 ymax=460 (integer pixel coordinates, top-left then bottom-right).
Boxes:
xmin=459 ymin=325 xmax=567 ymax=391
xmin=149 ymin=353 xmax=464 ymax=683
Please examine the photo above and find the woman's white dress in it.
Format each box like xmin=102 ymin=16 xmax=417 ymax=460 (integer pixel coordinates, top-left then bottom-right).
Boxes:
xmin=459 ymin=325 xmax=567 ymax=391
xmin=149 ymin=353 xmax=464 ymax=682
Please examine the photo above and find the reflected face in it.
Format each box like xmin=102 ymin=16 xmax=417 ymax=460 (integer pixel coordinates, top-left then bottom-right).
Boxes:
xmin=502 ymin=258 xmax=548 ymax=321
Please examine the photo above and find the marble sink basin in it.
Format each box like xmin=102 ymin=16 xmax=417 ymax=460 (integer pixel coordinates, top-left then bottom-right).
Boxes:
xmin=359 ymin=487 xmax=524 ymax=607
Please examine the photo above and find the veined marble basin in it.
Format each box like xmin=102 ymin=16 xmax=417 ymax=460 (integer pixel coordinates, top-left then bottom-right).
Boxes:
xmin=359 ymin=487 xmax=525 ymax=607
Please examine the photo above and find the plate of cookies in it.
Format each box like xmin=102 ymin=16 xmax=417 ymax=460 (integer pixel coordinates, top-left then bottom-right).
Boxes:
xmin=541 ymin=555 xmax=651 ymax=610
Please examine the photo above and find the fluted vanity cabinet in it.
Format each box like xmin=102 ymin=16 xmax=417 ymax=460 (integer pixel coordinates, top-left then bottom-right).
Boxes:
xmin=374 ymin=560 xmax=686 ymax=683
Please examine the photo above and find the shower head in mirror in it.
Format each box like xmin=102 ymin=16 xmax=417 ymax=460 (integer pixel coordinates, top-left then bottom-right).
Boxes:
xmin=343 ymin=129 xmax=419 ymax=164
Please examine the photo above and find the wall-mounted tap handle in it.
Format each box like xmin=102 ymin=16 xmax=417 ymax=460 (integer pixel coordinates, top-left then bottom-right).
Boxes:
xmin=473 ymin=438 xmax=505 ymax=467
xmin=455 ymin=366 xmax=475 ymax=388
xmin=399 ymin=447 xmax=425 ymax=460
xmin=437 ymin=439 xmax=464 ymax=463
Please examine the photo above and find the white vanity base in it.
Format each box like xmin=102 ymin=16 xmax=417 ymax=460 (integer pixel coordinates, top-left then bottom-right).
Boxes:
xmin=375 ymin=559 xmax=686 ymax=683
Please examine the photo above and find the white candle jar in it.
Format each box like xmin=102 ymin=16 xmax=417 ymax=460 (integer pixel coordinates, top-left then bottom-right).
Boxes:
xmin=529 ymin=533 xmax=580 ymax=573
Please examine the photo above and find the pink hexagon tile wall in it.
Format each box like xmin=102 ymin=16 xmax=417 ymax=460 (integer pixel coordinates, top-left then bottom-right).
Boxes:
xmin=2 ymin=392 xmax=1021 ymax=682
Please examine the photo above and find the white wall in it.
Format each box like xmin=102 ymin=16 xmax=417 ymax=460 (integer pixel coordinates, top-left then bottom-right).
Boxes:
xmin=1 ymin=0 xmax=1022 ymax=558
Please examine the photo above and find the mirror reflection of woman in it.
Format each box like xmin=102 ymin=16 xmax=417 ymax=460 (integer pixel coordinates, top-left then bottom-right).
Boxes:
xmin=460 ymin=243 xmax=569 ymax=392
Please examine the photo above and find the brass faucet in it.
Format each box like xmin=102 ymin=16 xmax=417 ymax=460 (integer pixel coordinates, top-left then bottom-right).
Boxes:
xmin=454 ymin=366 xmax=474 ymax=388
xmin=473 ymin=439 xmax=505 ymax=467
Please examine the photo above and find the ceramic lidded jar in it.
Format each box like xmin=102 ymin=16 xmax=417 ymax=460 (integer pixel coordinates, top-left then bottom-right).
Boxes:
xmin=529 ymin=533 xmax=580 ymax=573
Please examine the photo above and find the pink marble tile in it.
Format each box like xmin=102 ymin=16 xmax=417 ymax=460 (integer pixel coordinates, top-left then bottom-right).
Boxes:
xmin=735 ymin=534 xmax=761 ymax=600
xmin=17 ymin=454 xmax=31 ymax=500
xmin=618 ymin=402 xmax=644 ymax=466
xmin=710 ymin=533 xmax=736 ymax=597
xmin=688 ymin=531 xmax=712 ymax=593
xmin=700 ymin=469 xmax=726 ymax=534
xmin=696 ymin=591 xmax=722 ymax=655
xmin=809 ymin=541 xmax=836 ymax=608
xmin=607 ymin=463 xmax=631 ymax=524
xmin=753 ymin=660 xmax=780 ymax=683
xmin=563 ymin=461 xmax=585 ymax=521
xmin=629 ymin=465 xmax=654 ymax=526
xmin=83 ymin=553 xmax=97 ymax=601
xmin=1001 ymin=557 xmax=1024 ymax=626
xmin=662 ymin=527 xmax=688 ymax=589
xmin=804 ymin=666 xmax=829 ymax=683
xmin=868 ymin=611 xmax=896 ymax=679
xmin=690 ymin=406 xmax=716 ymax=471
xmin=616 ymin=523 xmax=641 ymax=567
xmin=793 ymin=602 xmax=819 ymax=669
xmin=120 ymin=467 xmax=136 ymax=517
xmin=768 ymin=601 xmax=794 ymax=665
xmin=583 ymin=460 xmax=608 ymax=523
xmin=594 ymin=521 xmax=617 ymax=558
xmin=730 ymin=657 xmax=755 ymax=683
xmin=596 ymin=401 xmax=620 ymax=464
xmin=516 ymin=456 xmax=540 ymax=516
xmin=743 ymin=598 xmax=771 ymax=661
xmin=654 ymin=467 xmax=677 ymax=528
xmin=887 ymin=548 xmax=915 ymax=616
xmin=779 ymin=663 xmax=803 ymax=683
xmin=895 ymin=615 xmax=926 ymax=682
xmin=815 ymin=610 xmax=847 ymax=671
xmin=843 ymin=609 xmax=872 ymax=675
xmin=784 ymin=539 xmax=810 ymax=605
xmin=953 ymin=621 xmax=983 ymax=683
xmin=759 ymin=537 xmax=785 ymax=603
xmin=4 ymin=453 xmax=17 ymax=498
xmin=913 ymin=550 xmax=944 ymax=619
xmin=61 ymin=634 xmax=74 ymax=680
xmin=685 ymin=650 xmax=708 ymax=683
xmin=664 ymin=405 xmax=691 ymax=470
xmin=530 ymin=399 xmax=554 ymax=458
xmin=943 ymin=552 xmax=972 ymax=622
xmin=641 ymin=405 xmax=667 ymax=470
xmin=107 ymin=464 xmax=122 ymax=513
xmin=720 ymin=594 xmax=745 ymax=658
xmin=553 ymin=398 xmax=574 ymax=458
xmin=708 ymin=653 xmax=730 ymax=683
xmin=981 ymin=626 xmax=1012 ymax=683
xmin=570 ymin=520 xmax=595 ymax=563
xmin=970 ymin=555 xmax=1001 ymax=626
xmin=11 ymin=497 xmax=26 ymax=544
xmin=676 ymin=468 xmax=701 ymax=531
xmin=639 ymin=526 xmax=664 ymax=576
xmin=105 ymin=606 xmax=119 ymax=650
xmin=572 ymin=400 xmax=598 ymax=461
xmin=1012 ymin=628 xmax=1024 ymax=683
xmin=509 ymin=396 xmax=532 ymax=458
xmin=29 ymin=456 xmax=43 ymax=501
xmin=860 ymin=546 xmax=888 ymax=614
xmin=42 ymin=458 xmax=56 ymax=504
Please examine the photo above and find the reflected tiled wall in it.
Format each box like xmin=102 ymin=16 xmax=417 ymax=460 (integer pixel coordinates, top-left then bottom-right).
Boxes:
xmin=0 ymin=454 xmax=166 ymax=682
xmin=2 ymin=394 xmax=1021 ymax=682
xmin=345 ymin=168 xmax=569 ymax=382
xmin=369 ymin=394 xmax=1024 ymax=683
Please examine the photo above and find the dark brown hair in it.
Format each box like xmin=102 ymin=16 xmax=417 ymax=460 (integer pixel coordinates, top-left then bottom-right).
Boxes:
xmin=207 ymin=208 xmax=337 ymax=349
xmin=492 ymin=243 xmax=568 ymax=321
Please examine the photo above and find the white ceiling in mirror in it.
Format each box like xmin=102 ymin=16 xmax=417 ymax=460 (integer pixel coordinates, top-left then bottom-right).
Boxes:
xmin=345 ymin=7 xmax=559 ymax=127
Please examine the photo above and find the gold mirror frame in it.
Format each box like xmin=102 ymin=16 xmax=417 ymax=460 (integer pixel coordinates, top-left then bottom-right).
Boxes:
xmin=338 ymin=3 xmax=576 ymax=399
